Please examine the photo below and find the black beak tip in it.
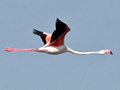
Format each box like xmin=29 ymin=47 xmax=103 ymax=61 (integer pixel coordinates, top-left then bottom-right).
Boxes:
xmin=110 ymin=51 xmax=113 ymax=55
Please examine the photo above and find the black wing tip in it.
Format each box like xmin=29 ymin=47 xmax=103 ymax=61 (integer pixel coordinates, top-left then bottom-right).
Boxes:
xmin=33 ymin=29 xmax=43 ymax=34
xmin=57 ymin=18 xmax=60 ymax=20
xmin=56 ymin=18 xmax=60 ymax=22
xmin=33 ymin=28 xmax=37 ymax=34
xmin=56 ymin=18 xmax=66 ymax=25
xmin=56 ymin=18 xmax=64 ymax=23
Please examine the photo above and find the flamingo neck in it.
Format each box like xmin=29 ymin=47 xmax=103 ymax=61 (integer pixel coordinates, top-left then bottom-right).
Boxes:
xmin=67 ymin=47 xmax=103 ymax=55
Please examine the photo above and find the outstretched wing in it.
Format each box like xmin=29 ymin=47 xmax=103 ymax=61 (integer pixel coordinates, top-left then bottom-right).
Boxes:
xmin=49 ymin=18 xmax=70 ymax=46
xmin=33 ymin=29 xmax=52 ymax=45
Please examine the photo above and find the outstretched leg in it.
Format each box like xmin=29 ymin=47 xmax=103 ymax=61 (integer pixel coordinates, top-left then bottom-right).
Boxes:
xmin=5 ymin=47 xmax=36 ymax=52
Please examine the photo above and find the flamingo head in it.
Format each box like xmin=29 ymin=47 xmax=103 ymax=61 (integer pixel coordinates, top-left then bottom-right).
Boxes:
xmin=100 ymin=49 xmax=113 ymax=55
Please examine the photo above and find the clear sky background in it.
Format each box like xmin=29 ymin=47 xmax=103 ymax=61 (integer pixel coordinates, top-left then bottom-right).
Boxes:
xmin=1 ymin=0 xmax=120 ymax=90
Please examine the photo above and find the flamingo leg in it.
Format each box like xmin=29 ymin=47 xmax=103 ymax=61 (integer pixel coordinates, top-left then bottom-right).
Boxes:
xmin=5 ymin=47 xmax=36 ymax=52
xmin=34 ymin=49 xmax=47 ymax=52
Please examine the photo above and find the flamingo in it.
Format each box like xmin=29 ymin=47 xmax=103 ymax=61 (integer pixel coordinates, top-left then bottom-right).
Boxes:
xmin=5 ymin=18 xmax=113 ymax=55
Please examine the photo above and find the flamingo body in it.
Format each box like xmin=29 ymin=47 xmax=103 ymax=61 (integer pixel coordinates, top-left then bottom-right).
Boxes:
xmin=32 ymin=18 xmax=70 ymax=54
xmin=37 ymin=45 xmax=67 ymax=54
xmin=5 ymin=18 xmax=113 ymax=55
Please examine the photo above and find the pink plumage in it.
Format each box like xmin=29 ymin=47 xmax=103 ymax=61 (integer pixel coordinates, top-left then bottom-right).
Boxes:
xmin=5 ymin=18 xmax=113 ymax=55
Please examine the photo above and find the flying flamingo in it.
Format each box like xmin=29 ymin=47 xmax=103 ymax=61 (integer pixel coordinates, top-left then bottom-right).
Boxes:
xmin=5 ymin=18 xmax=113 ymax=55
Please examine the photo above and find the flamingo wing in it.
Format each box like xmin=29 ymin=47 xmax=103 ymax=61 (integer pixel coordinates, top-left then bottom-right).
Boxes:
xmin=33 ymin=29 xmax=52 ymax=45
xmin=49 ymin=18 xmax=70 ymax=46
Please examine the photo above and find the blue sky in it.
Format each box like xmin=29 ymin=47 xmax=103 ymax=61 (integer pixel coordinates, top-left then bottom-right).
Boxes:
xmin=1 ymin=0 xmax=120 ymax=90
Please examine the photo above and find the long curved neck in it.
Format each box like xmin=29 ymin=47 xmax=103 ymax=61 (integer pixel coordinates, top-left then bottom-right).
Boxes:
xmin=66 ymin=47 xmax=102 ymax=55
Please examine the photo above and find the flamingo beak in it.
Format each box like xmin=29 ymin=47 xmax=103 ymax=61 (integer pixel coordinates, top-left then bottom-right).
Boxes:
xmin=104 ymin=50 xmax=113 ymax=55
xmin=110 ymin=51 xmax=113 ymax=55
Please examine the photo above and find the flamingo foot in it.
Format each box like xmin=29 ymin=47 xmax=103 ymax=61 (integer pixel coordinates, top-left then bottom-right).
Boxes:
xmin=5 ymin=47 xmax=13 ymax=52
